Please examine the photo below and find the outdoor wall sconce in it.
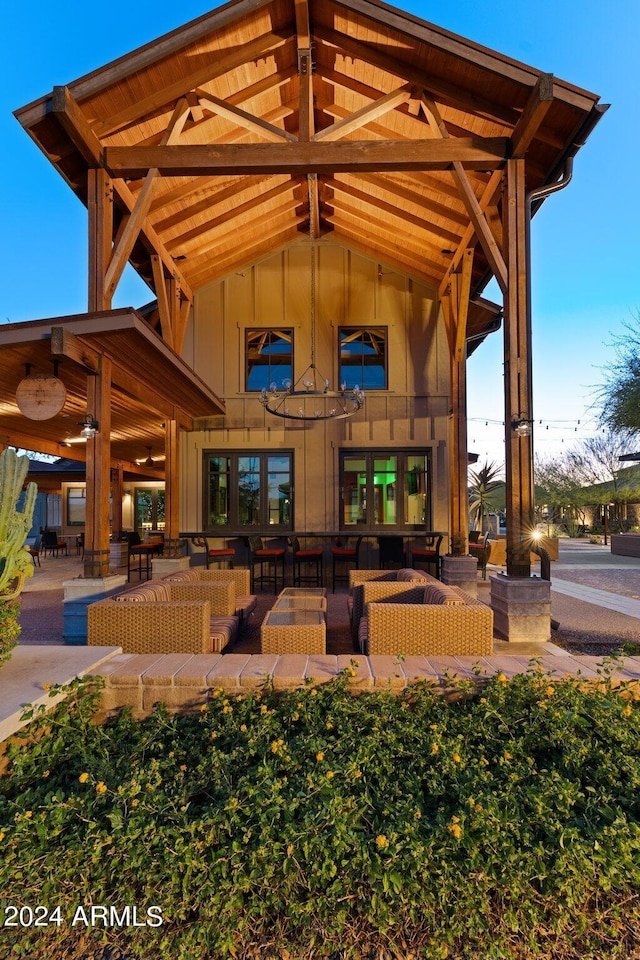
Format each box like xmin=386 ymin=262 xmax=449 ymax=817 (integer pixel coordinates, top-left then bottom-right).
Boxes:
xmin=79 ymin=415 xmax=99 ymax=439
xmin=511 ymin=418 xmax=534 ymax=437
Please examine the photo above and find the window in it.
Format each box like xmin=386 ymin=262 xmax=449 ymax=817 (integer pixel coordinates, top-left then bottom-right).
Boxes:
xmin=245 ymin=329 xmax=293 ymax=392
xmin=135 ymin=487 xmax=165 ymax=531
xmin=204 ymin=451 xmax=293 ymax=531
xmin=339 ymin=327 xmax=387 ymax=390
xmin=66 ymin=487 xmax=86 ymax=526
xmin=340 ymin=450 xmax=431 ymax=530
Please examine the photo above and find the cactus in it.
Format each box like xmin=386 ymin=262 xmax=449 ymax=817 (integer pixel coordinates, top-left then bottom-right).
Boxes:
xmin=0 ymin=449 xmax=37 ymax=660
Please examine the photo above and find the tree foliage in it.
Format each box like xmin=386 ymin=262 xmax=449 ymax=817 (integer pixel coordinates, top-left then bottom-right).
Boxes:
xmin=599 ymin=313 xmax=640 ymax=432
xmin=468 ymin=460 xmax=503 ymax=531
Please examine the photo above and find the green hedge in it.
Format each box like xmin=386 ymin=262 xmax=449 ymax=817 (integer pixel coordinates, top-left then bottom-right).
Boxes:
xmin=1 ymin=663 xmax=640 ymax=959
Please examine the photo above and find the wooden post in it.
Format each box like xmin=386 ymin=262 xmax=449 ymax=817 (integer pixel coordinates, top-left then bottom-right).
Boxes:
xmin=87 ymin=168 xmax=113 ymax=312
xmin=84 ymin=356 xmax=112 ymax=578
xmin=449 ymin=352 xmax=469 ymax=556
xmin=111 ymin=463 xmax=124 ymax=541
xmin=503 ymin=158 xmax=534 ymax=577
xmin=163 ymin=418 xmax=181 ymax=558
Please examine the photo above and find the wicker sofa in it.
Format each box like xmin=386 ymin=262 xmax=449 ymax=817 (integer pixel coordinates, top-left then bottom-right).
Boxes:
xmin=348 ymin=568 xmax=433 ymax=636
xmin=88 ymin=578 xmax=241 ymax=655
xmin=352 ymin=574 xmax=494 ymax=657
xmin=160 ymin=567 xmax=257 ymax=622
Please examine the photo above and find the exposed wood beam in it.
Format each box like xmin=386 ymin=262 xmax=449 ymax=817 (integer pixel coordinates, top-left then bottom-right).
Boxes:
xmin=196 ymin=91 xmax=296 ymax=142
xmin=353 ymin=173 xmax=467 ymax=231
xmin=510 ymin=73 xmax=554 ymax=156
xmin=50 ymin=87 xmax=192 ymax=302
xmin=294 ymin=0 xmax=311 ymax=47
xmin=151 ymin=255 xmax=174 ymax=350
xmin=186 ymin=226 xmax=302 ymax=289
xmin=104 ymin=98 xmax=190 ymax=302
xmin=420 ymin=95 xmax=507 ymax=293
xmin=104 ymin=138 xmax=509 ymax=178
xmin=178 ymin=199 xmax=296 ymax=267
xmin=298 ymin=49 xmax=315 ymax=143
xmin=92 ymin=31 xmax=294 ymax=138
xmin=329 ymin=179 xmax=454 ymax=256
xmin=452 ymin=248 xmax=474 ymax=361
xmin=438 ymin=168 xmax=504 ymax=298
xmin=307 ymin=174 xmax=320 ymax=239
xmin=167 ymin=179 xmax=297 ymax=252
xmin=154 ymin=175 xmax=293 ymax=232
xmin=330 ymin=226 xmax=441 ymax=288
xmin=313 ymin=83 xmax=414 ymax=141
xmin=330 ymin=208 xmax=444 ymax=277
xmin=50 ymin=327 xmax=100 ymax=373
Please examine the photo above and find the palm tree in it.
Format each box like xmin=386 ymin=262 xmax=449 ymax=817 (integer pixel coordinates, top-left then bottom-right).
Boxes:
xmin=468 ymin=460 xmax=503 ymax=533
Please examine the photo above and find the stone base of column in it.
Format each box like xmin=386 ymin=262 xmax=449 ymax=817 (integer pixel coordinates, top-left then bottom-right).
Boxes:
xmin=109 ymin=540 xmax=128 ymax=572
xmin=440 ymin=555 xmax=478 ymax=599
xmin=152 ymin=557 xmax=191 ymax=579
xmin=490 ymin=573 xmax=551 ymax=642
xmin=63 ymin=575 xmax=127 ymax=645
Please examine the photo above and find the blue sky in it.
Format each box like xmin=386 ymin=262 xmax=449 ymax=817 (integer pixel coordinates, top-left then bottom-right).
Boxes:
xmin=2 ymin=1 xmax=639 ymax=466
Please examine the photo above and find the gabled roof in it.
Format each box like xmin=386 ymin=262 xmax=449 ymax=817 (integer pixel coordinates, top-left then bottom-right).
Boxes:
xmin=14 ymin=0 xmax=605 ymax=341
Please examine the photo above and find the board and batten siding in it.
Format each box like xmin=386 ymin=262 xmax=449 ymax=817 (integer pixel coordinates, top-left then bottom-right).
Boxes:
xmin=180 ymin=240 xmax=451 ymax=537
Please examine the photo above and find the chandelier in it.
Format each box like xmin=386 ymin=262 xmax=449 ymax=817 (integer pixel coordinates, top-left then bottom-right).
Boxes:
xmin=260 ymin=176 xmax=365 ymax=422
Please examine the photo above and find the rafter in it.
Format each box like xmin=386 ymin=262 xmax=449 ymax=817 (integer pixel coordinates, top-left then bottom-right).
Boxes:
xmin=510 ymin=73 xmax=554 ymax=156
xmin=330 ymin=205 xmax=445 ymax=275
xmin=330 ymin=226 xmax=441 ymax=288
xmin=93 ymin=30 xmax=294 ymax=138
xmin=420 ymin=94 xmax=507 ymax=293
xmin=187 ymin=226 xmax=302 ymax=289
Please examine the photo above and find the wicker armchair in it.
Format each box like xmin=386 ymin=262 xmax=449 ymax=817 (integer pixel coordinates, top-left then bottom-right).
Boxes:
xmin=361 ymin=594 xmax=493 ymax=657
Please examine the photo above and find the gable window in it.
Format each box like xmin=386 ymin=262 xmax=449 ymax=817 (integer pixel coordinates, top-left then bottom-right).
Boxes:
xmin=339 ymin=450 xmax=431 ymax=530
xmin=339 ymin=327 xmax=387 ymax=390
xmin=245 ymin=329 xmax=293 ymax=392
xmin=204 ymin=451 xmax=293 ymax=531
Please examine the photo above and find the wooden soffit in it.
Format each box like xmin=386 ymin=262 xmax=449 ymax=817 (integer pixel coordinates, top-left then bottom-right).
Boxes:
xmin=14 ymin=0 xmax=606 ymax=341
xmin=0 ymin=310 xmax=224 ymax=471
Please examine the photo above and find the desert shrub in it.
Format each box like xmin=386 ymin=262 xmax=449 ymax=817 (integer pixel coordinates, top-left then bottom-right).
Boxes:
xmin=1 ymin=665 xmax=640 ymax=959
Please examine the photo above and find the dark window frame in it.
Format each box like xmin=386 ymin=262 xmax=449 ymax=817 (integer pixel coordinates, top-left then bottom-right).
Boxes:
xmin=203 ymin=450 xmax=294 ymax=533
xmin=245 ymin=328 xmax=294 ymax=393
xmin=338 ymin=448 xmax=432 ymax=531
xmin=338 ymin=326 xmax=388 ymax=391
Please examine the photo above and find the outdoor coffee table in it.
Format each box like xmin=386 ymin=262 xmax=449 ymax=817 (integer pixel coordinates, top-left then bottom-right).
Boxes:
xmin=273 ymin=595 xmax=327 ymax=612
xmin=278 ymin=586 xmax=327 ymax=599
xmin=261 ymin=609 xmax=326 ymax=655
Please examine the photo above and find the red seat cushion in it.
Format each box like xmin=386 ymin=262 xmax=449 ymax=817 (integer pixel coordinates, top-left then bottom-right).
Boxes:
xmin=296 ymin=548 xmax=323 ymax=558
xmin=332 ymin=547 xmax=357 ymax=557
xmin=255 ymin=548 xmax=285 ymax=557
xmin=411 ymin=549 xmax=436 ymax=559
xmin=208 ymin=548 xmax=235 ymax=557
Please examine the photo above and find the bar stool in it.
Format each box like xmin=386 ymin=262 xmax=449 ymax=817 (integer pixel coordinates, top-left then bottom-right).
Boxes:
xmin=204 ymin=537 xmax=235 ymax=569
xmin=409 ymin=534 xmax=443 ymax=579
xmin=331 ymin=536 xmax=363 ymax=592
xmin=289 ymin=536 xmax=324 ymax=587
xmin=248 ymin=536 xmax=286 ymax=593
xmin=377 ymin=535 xmax=405 ymax=569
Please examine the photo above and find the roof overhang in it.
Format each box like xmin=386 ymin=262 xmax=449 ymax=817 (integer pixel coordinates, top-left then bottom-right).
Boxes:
xmin=0 ymin=309 xmax=225 ymax=472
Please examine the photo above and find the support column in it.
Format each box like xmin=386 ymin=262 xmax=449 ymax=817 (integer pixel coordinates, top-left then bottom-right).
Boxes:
xmin=491 ymin=158 xmax=550 ymax=642
xmin=162 ymin=418 xmax=182 ymax=560
xmin=88 ymin=168 xmax=113 ymax=313
xmin=84 ymin=356 xmax=112 ymax=579
xmin=441 ymin=347 xmax=478 ymax=596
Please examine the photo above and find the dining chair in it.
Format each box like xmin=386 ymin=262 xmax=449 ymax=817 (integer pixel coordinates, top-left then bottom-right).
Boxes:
xmin=289 ymin=536 xmax=324 ymax=587
xmin=331 ymin=536 xmax=363 ymax=592
xmin=408 ymin=534 xmax=443 ymax=579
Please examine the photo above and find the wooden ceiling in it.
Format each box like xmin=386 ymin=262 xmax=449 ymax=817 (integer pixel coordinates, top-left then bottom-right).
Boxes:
xmin=0 ymin=311 xmax=224 ymax=473
xmin=14 ymin=0 xmax=605 ymax=342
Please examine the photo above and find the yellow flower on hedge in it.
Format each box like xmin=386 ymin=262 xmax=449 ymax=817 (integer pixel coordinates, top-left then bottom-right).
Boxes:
xmin=545 ymin=685 xmax=555 ymax=697
xmin=240 ymin=723 xmax=248 ymax=732
xmin=0 ymin=831 xmax=5 ymax=842
xmin=326 ymin=721 xmax=334 ymax=730
xmin=79 ymin=772 xmax=89 ymax=784
xmin=180 ymin=764 xmax=187 ymax=772
xmin=210 ymin=731 xmax=218 ymax=741
xmin=326 ymin=770 xmax=334 ymax=779
xmin=353 ymin=769 xmax=362 ymax=779
xmin=346 ymin=665 xmax=357 ymax=677
xmin=310 ymin=688 xmax=318 ymax=696
xmin=41 ymin=682 xmax=52 ymax=691
xmin=131 ymin=799 xmax=139 ymax=808
xmin=42 ymin=770 xmax=50 ymax=779
xmin=223 ymin=705 xmax=233 ymax=714
xmin=261 ymin=704 xmax=268 ymax=714
xmin=448 ymin=823 xmax=463 ymax=839
xmin=375 ymin=835 xmax=389 ymax=849
xmin=199 ymin=703 xmax=207 ymax=712
xmin=503 ymin=751 xmax=512 ymax=761
xmin=96 ymin=781 xmax=107 ymax=795
xmin=271 ymin=739 xmax=284 ymax=754
xmin=497 ymin=673 xmax=507 ymax=684
xmin=24 ymin=811 xmax=33 ymax=819
xmin=623 ymin=705 xmax=632 ymax=718
xmin=452 ymin=753 xmax=461 ymax=763
xmin=415 ymin=809 xmax=422 ymax=819
xmin=431 ymin=743 xmax=439 ymax=754
xmin=316 ymin=751 xmax=325 ymax=762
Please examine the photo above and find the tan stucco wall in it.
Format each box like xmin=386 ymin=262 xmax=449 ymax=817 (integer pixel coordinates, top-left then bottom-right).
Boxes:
xmin=180 ymin=240 xmax=450 ymax=540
